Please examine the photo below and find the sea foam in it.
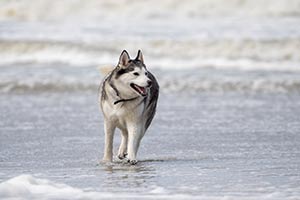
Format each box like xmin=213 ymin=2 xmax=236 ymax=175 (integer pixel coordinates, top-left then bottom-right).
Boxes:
xmin=0 ymin=174 xmax=298 ymax=200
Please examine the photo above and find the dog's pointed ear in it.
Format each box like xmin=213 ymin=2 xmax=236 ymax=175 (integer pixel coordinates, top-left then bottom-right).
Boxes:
xmin=135 ymin=50 xmax=144 ymax=63
xmin=118 ymin=50 xmax=130 ymax=68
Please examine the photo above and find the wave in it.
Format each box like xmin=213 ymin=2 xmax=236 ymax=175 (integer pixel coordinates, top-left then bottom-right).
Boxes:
xmin=0 ymin=174 xmax=169 ymax=200
xmin=1 ymin=38 xmax=300 ymax=72
xmin=1 ymin=70 xmax=300 ymax=94
xmin=1 ymin=0 xmax=300 ymax=22
xmin=0 ymin=174 xmax=297 ymax=200
xmin=159 ymin=76 xmax=300 ymax=94
xmin=1 ymin=38 xmax=299 ymax=94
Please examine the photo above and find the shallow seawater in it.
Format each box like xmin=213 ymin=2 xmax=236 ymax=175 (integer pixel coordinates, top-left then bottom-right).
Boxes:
xmin=0 ymin=92 xmax=299 ymax=199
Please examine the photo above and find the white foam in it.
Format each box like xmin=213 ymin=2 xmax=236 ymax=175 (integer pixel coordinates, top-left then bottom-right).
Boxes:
xmin=0 ymin=174 xmax=104 ymax=199
xmin=1 ymin=39 xmax=300 ymax=72
xmin=0 ymin=65 xmax=300 ymax=94
xmin=0 ymin=175 xmax=199 ymax=200
xmin=0 ymin=175 xmax=298 ymax=200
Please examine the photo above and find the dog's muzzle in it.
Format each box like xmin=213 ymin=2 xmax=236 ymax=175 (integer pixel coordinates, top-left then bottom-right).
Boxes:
xmin=130 ymin=83 xmax=148 ymax=96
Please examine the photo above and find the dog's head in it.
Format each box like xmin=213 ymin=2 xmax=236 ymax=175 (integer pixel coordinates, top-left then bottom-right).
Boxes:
xmin=113 ymin=50 xmax=152 ymax=97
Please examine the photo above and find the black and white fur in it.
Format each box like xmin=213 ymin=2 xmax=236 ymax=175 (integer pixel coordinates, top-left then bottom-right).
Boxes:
xmin=99 ymin=50 xmax=159 ymax=165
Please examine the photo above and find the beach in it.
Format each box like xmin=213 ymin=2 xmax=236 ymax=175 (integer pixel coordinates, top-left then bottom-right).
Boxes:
xmin=1 ymin=0 xmax=300 ymax=199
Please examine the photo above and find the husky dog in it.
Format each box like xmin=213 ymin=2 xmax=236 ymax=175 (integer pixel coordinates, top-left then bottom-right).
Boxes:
xmin=99 ymin=50 xmax=159 ymax=165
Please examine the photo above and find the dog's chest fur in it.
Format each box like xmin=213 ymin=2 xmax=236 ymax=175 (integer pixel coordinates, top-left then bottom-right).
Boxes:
xmin=102 ymin=98 xmax=145 ymax=129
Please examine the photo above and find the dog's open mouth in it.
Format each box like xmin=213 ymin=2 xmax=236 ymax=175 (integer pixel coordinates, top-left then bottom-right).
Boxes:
xmin=130 ymin=83 xmax=147 ymax=96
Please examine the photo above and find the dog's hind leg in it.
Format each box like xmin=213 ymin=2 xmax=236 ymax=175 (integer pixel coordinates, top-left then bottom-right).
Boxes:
xmin=118 ymin=129 xmax=128 ymax=160
xmin=102 ymin=119 xmax=115 ymax=163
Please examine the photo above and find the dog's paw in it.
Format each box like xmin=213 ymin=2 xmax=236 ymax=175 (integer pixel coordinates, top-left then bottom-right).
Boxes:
xmin=118 ymin=153 xmax=128 ymax=160
xmin=128 ymin=159 xmax=138 ymax=165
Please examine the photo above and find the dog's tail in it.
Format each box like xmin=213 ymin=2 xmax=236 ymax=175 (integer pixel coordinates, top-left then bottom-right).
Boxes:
xmin=98 ymin=65 xmax=114 ymax=76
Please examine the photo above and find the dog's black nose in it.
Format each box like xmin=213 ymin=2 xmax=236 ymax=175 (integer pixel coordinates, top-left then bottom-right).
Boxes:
xmin=147 ymin=80 xmax=152 ymax=87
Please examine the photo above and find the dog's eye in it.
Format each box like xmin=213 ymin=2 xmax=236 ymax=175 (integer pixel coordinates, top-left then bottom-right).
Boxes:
xmin=133 ymin=72 xmax=139 ymax=76
xmin=145 ymin=72 xmax=148 ymax=76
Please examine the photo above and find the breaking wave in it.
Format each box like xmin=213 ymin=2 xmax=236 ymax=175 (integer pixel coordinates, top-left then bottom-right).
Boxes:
xmin=0 ymin=174 xmax=298 ymax=200
xmin=1 ymin=39 xmax=300 ymax=71
xmin=1 ymin=68 xmax=300 ymax=94
xmin=0 ymin=174 xmax=173 ymax=200
xmin=159 ymin=77 xmax=300 ymax=94
xmin=0 ymin=38 xmax=300 ymax=94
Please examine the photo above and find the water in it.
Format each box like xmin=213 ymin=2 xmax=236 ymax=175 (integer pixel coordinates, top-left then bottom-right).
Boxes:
xmin=1 ymin=0 xmax=300 ymax=199
xmin=0 ymin=93 xmax=300 ymax=199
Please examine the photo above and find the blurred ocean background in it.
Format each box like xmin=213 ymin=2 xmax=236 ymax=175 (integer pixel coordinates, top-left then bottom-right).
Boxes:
xmin=0 ymin=0 xmax=300 ymax=93
xmin=0 ymin=0 xmax=300 ymax=199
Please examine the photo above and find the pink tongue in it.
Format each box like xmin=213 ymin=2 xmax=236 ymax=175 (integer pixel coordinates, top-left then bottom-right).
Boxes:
xmin=138 ymin=86 xmax=146 ymax=94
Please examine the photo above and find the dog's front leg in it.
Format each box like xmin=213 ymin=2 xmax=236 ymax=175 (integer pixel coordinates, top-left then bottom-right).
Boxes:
xmin=118 ymin=129 xmax=128 ymax=160
xmin=102 ymin=119 xmax=116 ymax=162
xmin=127 ymin=124 xmax=143 ymax=165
